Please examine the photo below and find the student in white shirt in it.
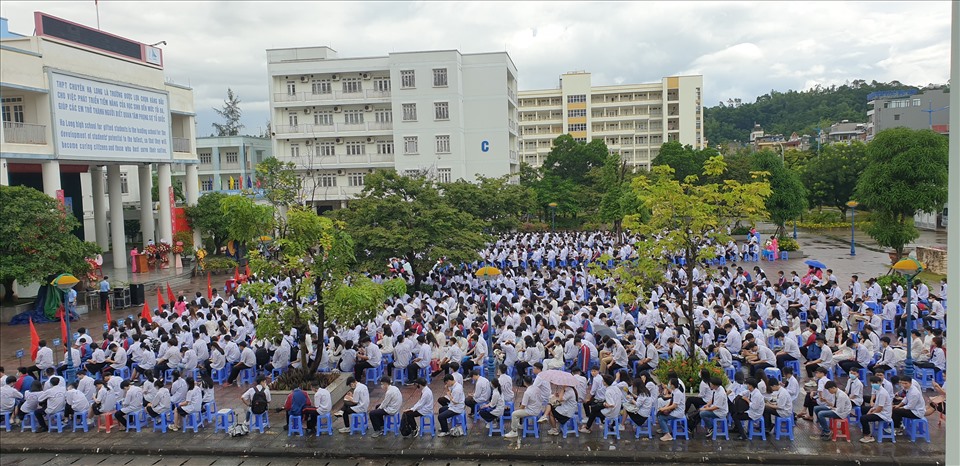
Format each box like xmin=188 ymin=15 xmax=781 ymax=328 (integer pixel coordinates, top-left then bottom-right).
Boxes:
xmin=654 ymin=377 xmax=685 ymax=441
xmin=892 ymin=378 xmax=925 ymax=431
xmin=338 ymin=376 xmax=369 ymax=433
xmin=401 ymin=378 xmax=433 ymax=436
xmin=437 ymin=374 xmax=465 ymax=436
xmin=369 ymin=377 xmax=403 ymax=437
xmin=814 ymin=381 xmax=851 ymax=439
xmin=859 ymin=375 xmax=893 ymax=443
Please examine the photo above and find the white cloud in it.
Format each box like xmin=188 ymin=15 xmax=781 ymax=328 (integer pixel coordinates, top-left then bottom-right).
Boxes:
xmin=0 ymin=1 xmax=950 ymax=131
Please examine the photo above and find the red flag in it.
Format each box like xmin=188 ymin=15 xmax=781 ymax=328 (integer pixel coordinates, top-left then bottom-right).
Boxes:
xmin=245 ymin=264 xmax=251 ymax=277
xmin=105 ymin=300 xmax=113 ymax=323
xmin=29 ymin=318 xmax=40 ymax=360
xmin=141 ymin=301 xmax=153 ymax=323
xmin=234 ymin=266 xmax=240 ymax=284
xmin=207 ymin=272 xmax=213 ymax=300
xmin=157 ymin=287 xmax=166 ymax=310
xmin=60 ymin=310 xmax=68 ymax=345
xmin=166 ymin=282 xmax=176 ymax=306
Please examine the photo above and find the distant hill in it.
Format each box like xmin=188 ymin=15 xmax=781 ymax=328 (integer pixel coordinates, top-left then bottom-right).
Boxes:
xmin=703 ymin=80 xmax=921 ymax=144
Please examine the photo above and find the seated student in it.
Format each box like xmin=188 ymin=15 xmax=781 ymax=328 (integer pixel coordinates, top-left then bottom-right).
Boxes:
xmin=18 ymin=381 xmax=43 ymax=429
xmin=464 ymin=369 xmax=491 ymax=416
xmin=800 ymin=366 xmax=830 ymax=420
xmin=313 ymin=380 xmax=332 ymax=419
xmin=762 ymin=378 xmax=792 ymax=429
xmin=477 ymin=379 xmax=507 ymax=428
xmin=114 ymin=380 xmax=143 ymax=428
xmin=582 ymin=374 xmax=622 ymax=435
xmin=171 ymin=377 xmax=201 ymax=431
xmin=812 ymin=381 xmax=851 ymax=440
xmin=145 ymin=379 xmax=171 ymax=421
xmin=437 ymin=374 xmax=465 ymax=437
xmin=337 ymin=376 xmax=369 ymax=434
xmin=891 ymin=377 xmax=925 ymax=435
xmin=401 ymin=378 xmax=433 ymax=437
xmin=859 ymin=376 xmax=893 ymax=443
xmin=504 ymin=375 xmax=546 ymax=438
xmin=282 ymin=383 xmax=313 ymax=432
xmin=369 ymin=376 xmax=402 ymax=437
xmin=692 ymin=378 xmax=728 ymax=437
xmin=63 ymin=381 xmax=90 ymax=421
xmin=730 ymin=377 xmax=764 ymax=440
xmin=544 ymin=382 xmax=576 ymax=436
xmin=0 ymin=376 xmax=24 ymax=420
xmin=653 ymin=377 xmax=685 ymax=441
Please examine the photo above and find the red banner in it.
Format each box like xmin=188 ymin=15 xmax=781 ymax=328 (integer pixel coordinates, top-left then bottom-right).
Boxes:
xmin=168 ymin=186 xmax=176 ymax=237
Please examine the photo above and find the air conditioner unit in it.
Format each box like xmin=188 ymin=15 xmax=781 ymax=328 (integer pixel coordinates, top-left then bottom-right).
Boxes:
xmin=368 ymin=168 xmax=375 ymax=173
xmin=333 ymin=106 xmax=342 ymax=113
xmin=335 ymin=138 xmax=344 ymax=144
xmin=300 ymin=76 xmax=309 ymax=83
xmin=303 ymin=108 xmax=312 ymax=114
xmin=363 ymin=105 xmax=373 ymax=112
xmin=331 ymin=74 xmax=341 ymax=81
xmin=366 ymin=137 xmax=374 ymax=144
xmin=305 ymin=140 xmax=313 ymax=146
xmin=337 ymin=169 xmax=344 ymax=175
xmin=361 ymin=73 xmax=371 ymax=80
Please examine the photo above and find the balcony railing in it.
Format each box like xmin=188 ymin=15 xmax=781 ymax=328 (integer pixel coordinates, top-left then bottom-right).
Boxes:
xmin=172 ymin=137 xmax=191 ymax=153
xmin=3 ymin=122 xmax=46 ymax=144
xmin=275 ymin=122 xmax=393 ymax=135
xmin=274 ymin=89 xmax=392 ymax=104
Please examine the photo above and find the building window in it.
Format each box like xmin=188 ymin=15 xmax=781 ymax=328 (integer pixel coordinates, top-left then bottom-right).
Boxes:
xmin=312 ymin=79 xmax=332 ymax=95
xmin=377 ymin=140 xmax=394 ymax=155
xmin=435 ymin=102 xmax=449 ymax=120
xmin=573 ymin=137 xmax=587 ymax=143
xmin=435 ymin=135 xmax=451 ymax=154
xmin=568 ymin=109 xmax=586 ymax=118
xmin=201 ymin=178 xmax=213 ymax=192
xmin=403 ymin=136 xmax=418 ymax=154
xmin=913 ymin=98 xmax=922 ymax=107
xmin=569 ymin=123 xmax=586 ymax=132
xmin=225 ymin=151 xmax=238 ymax=164
xmin=199 ymin=152 xmax=212 ymax=164
xmin=567 ymin=94 xmax=586 ymax=103
xmin=318 ymin=173 xmax=337 ymax=187
xmin=1 ymin=97 xmax=24 ymax=123
xmin=315 ymin=111 xmax=333 ymax=126
xmin=373 ymin=77 xmax=391 ymax=92
xmin=403 ymin=169 xmax=422 ymax=178
xmin=120 ymin=172 xmax=129 ymax=194
xmin=286 ymin=81 xmax=296 ymax=95
xmin=400 ymin=70 xmax=416 ymax=89
xmin=344 ymin=109 xmax=364 ymax=125
xmin=433 ymin=68 xmax=448 ymax=87
xmin=348 ymin=172 xmax=365 ymax=187
xmin=288 ymin=112 xmax=298 ymax=127
xmin=290 ymin=143 xmax=300 ymax=158
xmin=342 ymin=77 xmax=362 ymax=94
xmin=894 ymin=114 xmax=900 ymax=121
xmin=437 ymin=168 xmax=452 ymax=183
xmin=345 ymin=141 xmax=365 ymax=156
xmin=375 ymin=109 xmax=392 ymax=123
xmin=318 ymin=141 xmax=335 ymax=156
xmin=402 ymin=103 xmax=417 ymax=121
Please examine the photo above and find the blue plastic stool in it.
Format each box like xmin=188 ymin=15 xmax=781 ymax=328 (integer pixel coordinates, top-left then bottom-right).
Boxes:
xmin=419 ymin=413 xmax=436 ymax=437
xmin=316 ymin=412 xmax=334 ymax=436
xmin=183 ymin=412 xmax=201 ymax=433
xmin=487 ymin=416 xmax=505 ymax=437
xmin=635 ymin=414 xmax=654 ymax=439
xmin=848 ymin=406 xmax=862 ymax=428
xmin=239 ymin=368 xmax=256 ymax=386
xmin=916 ymin=368 xmax=935 ymax=390
xmin=602 ymin=416 xmax=621 ymax=439
xmin=47 ymin=411 xmax=65 ymax=433
xmin=669 ymin=417 xmax=689 ymax=440
xmin=884 ymin=368 xmax=898 ymax=380
xmin=774 ymin=416 xmax=794 ymax=440
xmin=125 ymin=411 xmax=142 ymax=432
xmin=1 ymin=411 xmax=12 ymax=432
xmin=745 ymin=418 xmax=766 ymax=440
xmin=114 ymin=366 xmax=131 ymax=380
xmin=384 ymin=413 xmax=401 ymax=436
xmin=392 ymin=367 xmax=407 ymax=385
xmin=780 ymin=251 xmax=789 ymax=260
xmin=449 ymin=412 xmax=468 ymax=435
xmin=21 ymin=412 xmax=38 ymax=432
xmin=875 ymin=420 xmax=896 ymax=443
xmin=783 ymin=360 xmax=801 ymax=376
xmin=417 ymin=367 xmax=432 ymax=384
xmin=725 ymin=366 xmax=737 ymax=381
xmin=709 ymin=416 xmax=729 ymax=440
xmin=349 ymin=412 xmax=368 ymax=435
xmin=288 ymin=414 xmax=304 ymax=436
xmin=903 ymin=418 xmax=931 ymax=443
xmin=881 ymin=319 xmax=895 ymax=334
xmin=764 ymin=367 xmax=782 ymax=382
xmin=520 ymin=415 xmax=539 ymax=438
xmin=251 ymin=412 xmax=269 ymax=433
xmin=212 ymin=366 xmax=229 ymax=384
xmin=364 ymin=367 xmax=380 ymax=385
xmin=164 ymin=369 xmax=174 ymax=383
xmin=559 ymin=416 xmax=578 ymax=438
xmin=72 ymin=411 xmax=89 ymax=432
xmin=153 ymin=411 xmax=172 ymax=433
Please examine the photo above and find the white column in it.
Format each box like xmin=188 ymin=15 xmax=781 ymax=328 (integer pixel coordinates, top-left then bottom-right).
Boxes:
xmin=184 ymin=163 xmax=201 ymax=247
xmin=157 ymin=163 xmax=173 ymax=244
xmin=0 ymin=158 xmax=8 ymax=186
xmin=90 ymin=166 xmax=109 ymax=250
xmin=41 ymin=160 xmax=61 ymax=197
xmin=944 ymin=2 xmax=959 ymax=465
xmin=107 ymin=165 xmax=126 ymax=269
xmin=138 ymin=164 xmax=155 ymax=247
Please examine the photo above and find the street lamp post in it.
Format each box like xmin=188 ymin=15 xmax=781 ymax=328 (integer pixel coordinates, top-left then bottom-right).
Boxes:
xmin=892 ymin=258 xmax=925 ymax=379
xmin=475 ymin=266 xmax=501 ymax=382
xmin=548 ymin=202 xmax=558 ymax=231
xmin=846 ymin=201 xmax=859 ymax=256
xmin=52 ymin=273 xmax=79 ymax=385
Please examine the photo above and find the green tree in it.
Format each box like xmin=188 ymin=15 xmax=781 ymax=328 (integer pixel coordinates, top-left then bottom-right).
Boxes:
xmin=442 ymin=175 xmax=536 ymax=233
xmin=336 ymin=171 xmax=488 ymax=288
xmin=220 ymin=195 xmax=274 ymax=249
xmin=151 ymin=174 xmax=185 ymax=203
xmin=0 ymin=186 xmax=101 ymax=303
xmin=752 ymin=150 xmax=808 ymax=235
xmin=212 ymin=88 xmax=244 ymax=137
xmin=651 ymin=142 xmax=713 ymax=183
xmin=541 ymin=135 xmax=607 ymax=185
xmin=185 ymin=192 xmax=230 ymax=254
xmin=802 ymin=141 xmax=868 ymax=217
xmin=855 ymin=128 xmax=949 ymax=260
xmin=597 ymin=153 xmax=644 ymax=238
xmin=626 ymin=158 xmax=771 ymax=356
xmin=255 ymin=157 xmax=303 ymax=234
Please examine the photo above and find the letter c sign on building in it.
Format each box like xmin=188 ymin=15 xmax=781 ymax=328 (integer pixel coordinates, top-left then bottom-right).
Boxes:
xmin=481 ymin=140 xmax=489 ymax=152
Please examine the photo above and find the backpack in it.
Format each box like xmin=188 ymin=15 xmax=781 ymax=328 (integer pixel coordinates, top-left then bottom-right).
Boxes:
xmin=450 ymin=425 xmax=465 ymax=437
xmin=400 ymin=415 xmax=415 ymax=437
xmin=228 ymin=420 xmax=249 ymax=437
xmin=251 ymin=386 xmax=268 ymax=415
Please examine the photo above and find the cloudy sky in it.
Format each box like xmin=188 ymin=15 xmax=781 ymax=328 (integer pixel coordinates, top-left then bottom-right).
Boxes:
xmin=1 ymin=1 xmax=951 ymax=135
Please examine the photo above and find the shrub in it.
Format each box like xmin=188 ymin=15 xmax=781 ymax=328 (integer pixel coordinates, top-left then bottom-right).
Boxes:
xmin=653 ymin=353 xmax=728 ymax=392
xmin=205 ymin=256 xmax=238 ymax=271
xmin=730 ymin=225 xmax=752 ymax=236
xmin=520 ymin=222 xmax=549 ymax=232
xmin=777 ymin=237 xmax=800 ymax=251
xmin=173 ymin=230 xmax=194 ymax=252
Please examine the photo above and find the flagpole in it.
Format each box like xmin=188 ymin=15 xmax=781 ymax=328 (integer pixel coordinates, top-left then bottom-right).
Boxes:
xmin=95 ymin=0 xmax=101 ymax=30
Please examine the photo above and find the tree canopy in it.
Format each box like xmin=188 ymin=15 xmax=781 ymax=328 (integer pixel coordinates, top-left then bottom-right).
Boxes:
xmin=0 ymin=186 xmax=100 ymax=302
xmin=185 ymin=191 xmax=230 ymax=254
xmin=220 ymin=194 xmax=274 ymax=247
xmin=441 ymin=175 xmax=536 ymax=233
xmin=212 ymin=88 xmax=244 ymax=137
xmin=802 ymin=141 xmax=868 ymax=217
xmin=752 ymin=150 xmax=808 ymax=233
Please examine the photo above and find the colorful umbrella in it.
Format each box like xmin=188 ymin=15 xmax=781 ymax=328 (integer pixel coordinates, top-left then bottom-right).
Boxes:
xmin=804 ymin=260 xmax=827 ymax=269
xmin=50 ymin=273 xmax=80 ymax=290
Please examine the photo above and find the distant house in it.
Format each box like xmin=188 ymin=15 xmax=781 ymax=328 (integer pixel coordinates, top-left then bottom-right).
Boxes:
xmin=866 ymin=88 xmax=950 ymax=140
xmin=825 ymin=121 xmax=867 ymax=144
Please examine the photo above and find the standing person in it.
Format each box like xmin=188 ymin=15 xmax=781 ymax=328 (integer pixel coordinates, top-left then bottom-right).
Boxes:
xmin=401 ymin=378 xmax=433 ymax=437
xmin=369 ymin=376 xmax=402 ymax=437
xmin=437 ymin=374 xmax=465 ymax=437
xmin=99 ymin=277 xmax=110 ymax=312
xmin=337 ymin=376 xmax=369 ymax=434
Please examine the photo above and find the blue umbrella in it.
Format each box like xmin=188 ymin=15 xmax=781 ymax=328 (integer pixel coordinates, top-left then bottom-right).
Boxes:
xmin=804 ymin=260 xmax=827 ymax=269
